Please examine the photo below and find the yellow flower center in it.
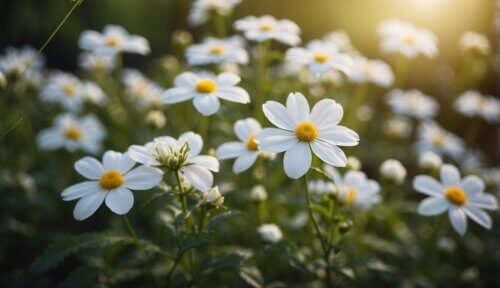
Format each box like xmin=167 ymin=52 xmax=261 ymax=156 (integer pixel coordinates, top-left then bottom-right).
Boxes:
xmin=432 ymin=132 xmax=445 ymax=147
xmin=62 ymin=84 xmax=76 ymax=96
xmin=445 ymin=186 xmax=467 ymax=206
xmin=209 ymin=45 xmax=224 ymax=54
xmin=314 ymin=53 xmax=329 ymax=63
xmin=64 ymin=127 xmax=83 ymax=141
xmin=346 ymin=187 xmax=357 ymax=205
xmin=195 ymin=79 xmax=217 ymax=94
xmin=295 ymin=121 xmax=319 ymax=142
xmin=404 ymin=35 xmax=416 ymax=45
xmin=246 ymin=134 xmax=259 ymax=151
xmin=99 ymin=170 xmax=124 ymax=190
xmin=106 ymin=37 xmax=121 ymax=47
xmin=260 ymin=24 xmax=273 ymax=31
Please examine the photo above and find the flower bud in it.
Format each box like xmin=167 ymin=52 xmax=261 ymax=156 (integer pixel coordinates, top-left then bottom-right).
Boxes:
xmin=418 ymin=151 xmax=442 ymax=172
xmin=338 ymin=220 xmax=353 ymax=234
xmin=146 ymin=110 xmax=166 ymax=129
xmin=202 ymin=186 xmax=224 ymax=208
xmin=250 ymin=185 xmax=268 ymax=203
xmin=379 ymin=159 xmax=406 ymax=185
xmin=346 ymin=156 xmax=361 ymax=171
xmin=257 ymin=223 xmax=283 ymax=243
xmin=172 ymin=30 xmax=193 ymax=47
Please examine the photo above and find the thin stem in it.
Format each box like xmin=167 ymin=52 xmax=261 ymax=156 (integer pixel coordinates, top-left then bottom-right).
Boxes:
xmin=394 ymin=55 xmax=410 ymax=88
xmin=197 ymin=116 xmax=210 ymax=141
xmin=166 ymin=250 xmax=186 ymax=288
xmin=123 ymin=215 xmax=139 ymax=243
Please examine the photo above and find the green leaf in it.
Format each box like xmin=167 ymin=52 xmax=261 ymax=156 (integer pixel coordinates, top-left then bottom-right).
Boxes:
xmin=178 ymin=231 xmax=210 ymax=253
xmin=238 ymin=266 xmax=263 ymax=288
xmin=56 ymin=266 xmax=100 ymax=288
xmin=310 ymin=204 xmax=330 ymax=219
xmin=203 ymin=253 xmax=245 ymax=271
xmin=32 ymin=233 xmax=132 ymax=274
xmin=206 ymin=210 xmax=241 ymax=231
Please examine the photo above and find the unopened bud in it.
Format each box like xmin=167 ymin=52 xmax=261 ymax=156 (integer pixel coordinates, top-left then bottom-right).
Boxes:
xmin=202 ymin=186 xmax=224 ymax=208
xmin=146 ymin=110 xmax=166 ymax=129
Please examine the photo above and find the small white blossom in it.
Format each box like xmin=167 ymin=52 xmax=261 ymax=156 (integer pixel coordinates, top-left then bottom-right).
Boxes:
xmin=455 ymin=90 xmax=500 ymax=123
xmin=79 ymin=25 xmax=150 ymax=56
xmin=250 ymin=185 xmax=268 ymax=202
xmin=418 ymin=151 xmax=443 ymax=171
xmin=459 ymin=31 xmax=491 ymax=55
xmin=380 ymin=159 xmax=406 ymax=184
xmin=186 ymin=36 xmax=248 ymax=66
xmin=258 ymin=223 xmax=283 ymax=243
xmin=416 ymin=122 xmax=465 ymax=160
xmin=234 ymin=15 xmax=301 ymax=46
xmin=202 ymin=186 xmax=225 ymax=208
xmin=188 ymin=0 xmax=241 ymax=26
xmin=387 ymin=89 xmax=438 ymax=120
xmin=347 ymin=57 xmax=394 ymax=88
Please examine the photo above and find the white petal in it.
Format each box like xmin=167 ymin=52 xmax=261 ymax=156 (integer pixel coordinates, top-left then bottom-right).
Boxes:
xmin=469 ymin=194 xmax=498 ymax=210
xmin=62 ymin=181 xmax=101 ymax=201
xmin=464 ymin=206 xmax=492 ymax=229
xmin=318 ymin=126 xmax=359 ymax=147
xmin=234 ymin=118 xmax=260 ymax=142
xmin=174 ymin=72 xmax=199 ymax=87
xmin=254 ymin=128 xmax=298 ymax=153
xmin=193 ymin=94 xmax=220 ymax=116
xmin=73 ymin=191 xmax=106 ymax=221
xmin=262 ymin=101 xmax=296 ymax=130
xmin=74 ymin=157 xmax=104 ymax=179
xmin=413 ymin=175 xmax=444 ymax=197
xmin=283 ymin=142 xmax=311 ymax=179
xmin=310 ymin=141 xmax=347 ymax=167
xmin=217 ymin=142 xmax=246 ymax=159
xmin=102 ymin=151 xmax=135 ymax=173
xmin=460 ymin=175 xmax=484 ymax=197
xmin=215 ymin=73 xmax=241 ymax=86
xmin=440 ymin=164 xmax=461 ymax=186
xmin=233 ymin=152 xmax=259 ymax=173
xmin=105 ymin=187 xmax=134 ymax=215
xmin=179 ymin=132 xmax=203 ymax=157
xmin=190 ymin=155 xmax=219 ymax=172
xmin=286 ymin=92 xmax=310 ymax=125
xmin=163 ymin=87 xmax=194 ymax=104
xmin=310 ymin=99 xmax=344 ymax=129
xmin=127 ymin=145 xmax=160 ymax=166
xmin=123 ymin=166 xmax=163 ymax=190
xmin=417 ymin=197 xmax=449 ymax=216
xmin=182 ymin=165 xmax=213 ymax=191
xmin=216 ymin=87 xmax=250 ymax=103
xmin=37 ymin=129 xmax=65 ymax=150
xmin=449 ymin=207 xmax=467 ymax=236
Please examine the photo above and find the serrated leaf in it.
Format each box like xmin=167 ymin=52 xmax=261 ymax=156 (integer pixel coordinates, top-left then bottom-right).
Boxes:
xmin=56 ymin=266 xmax=100 ymax=288
xmin=206 ymin=210 xmax=240 ymax=231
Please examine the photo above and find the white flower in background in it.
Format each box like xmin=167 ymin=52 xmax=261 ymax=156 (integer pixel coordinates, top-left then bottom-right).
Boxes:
xmin=40 ymin=72 xmax=84 ymax=111
xmin=146 ymin=110 xmax=167 ymax=129
xmin=202 ymin=186 xmax=225 ymax=208
xmin=413 ymin=164 xmax=498 ymax=235
xmin=455 ymin=90 xmax=500 ymax=123
xmin=188 ymin=0 xmax=241 ymax=26
xmin=416 ymin=122 xmax=465 ymax=159
xmin=459 ymin=31 xmax=491 ymax=55
xmin=387 ymin=89 xmax=438 ymax=120
xmin=128 ymin=132 xmax=219 ymax=191
xmin=62 ymin=151 xmax=163 ymax=220
xmin=122 ymin=69 xmax=163 ymax=109
xmin=78 ymin=52 xmax=116 ymax=72
xmin=480 ymin=167 xmax=500 ymax=188
xmin=37 ymin=114 xmax=105 ymax=154
xmin=348 ymin=57 xmax=394 ymax=88
xmin=234 ymin=15 xmax=301 ymax=46
xmin=308 ymin=179 xmax=335 ymax=195
xmin=325 ymin=165 xmax=381 ymax=208
xmin=0 ymin=46 xmax=44 ymax=77
xmin=418 ymin=151 xmax=442 ymax=171
xmin=383 ymin=117 xmax=412 ymax=138
xmin=81 ymin=81 xmax=107 ymax=106
xmin=258 ymin=223 xmax=283 ymax=243
xmin=0 ymin=71 xmax=6 ymax=90
xmin=185 ymin=37 xmax=248 ymax=66
xmin=380 ymin=159 xmax=406 ymax=184
xmin=217 ymin=118 xmax=266 ymax=173
xmin=250 ymin=185 xmax=268 ymax=202
xmin=285 ymin=40 xmax=351 ymax=76
xmin=163 ymin=72 xmax=250 ymax=116
xmin=79 ymin=25 xmax=150 ymax=56
xmin=324 ymin=30 xmax=353 ymax=52
xmin=378 ymin=19 xmax=438 ymax=58
xmin=347 ymin=156 xmax=361 ymax=171
xmin=256 ymin=92 xmax=359 ymax=179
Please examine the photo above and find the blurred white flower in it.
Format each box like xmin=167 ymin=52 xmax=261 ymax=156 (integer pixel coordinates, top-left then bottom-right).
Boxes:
xmin=347 ymin=156 xmax=361 ymax=171
xmin=62 ymin=151 xmax=163 ymax=220
xmin=380 ymin=159 xmax=406 ymax=184
xmin=234 ymin=15 xmax=301 ymax=46
xmin=308 ymin=179 xmax=335 ymax=196
xmin=378 ymin=19 xmax=438 ymax=58
xmin=285 ymin=40 xmax=351 ymax=76
xmin=455 ymin=90 xmax=500 ymax=123
xmin=217 ymin=118 xmax=265 ymax=173
xmin=186 ymin=36 xmax=248 ymax=66
xmin=258 ymin=223 xmax=283 ymax=243
xmin=347 ymin=57 xmax=394 ymax=88
xmin=146 ymin=110 xmax=167 ymax=129
xmin=324 ymin=30 xmax=353 ymax=52
xmin=0 ymin=71 xmax=6 ymax=90
xmin=413 ymin=164 xmax=498 ymax=236
xmin=459 ymin=31 xmax=491 ymax=55
xmin=256 ymin=92 xmax=359 ymax=179
xmin=418 ymin=151 xmax=442 ymax=171
xmin=250 ymin=185 xmax=268 ymax=202
xmin=79 ymin=25 xmax=150 ymax=56
xmin=163 ymin=72 xmax=250 ymax=116
xmin=40 ymin=71 xmax=84 ymax=111
xmin=325 ymin=165 xmax=381 ymax=208
xmin=416 ymin=122 xmax=465 ymax=159
xmin=188 ymin=0 xmax=241 ymax=26
xmin=387 ymin=89 xmax=438 ymax=120
xmin=78 ymin=52 xmax=116 ymax=72
xmin=0 ymin=46 xmax=44 ymax=77
xmin=122 ymin=69 xmax=163 ymax=109
xmin=37 ymin=114 xmax=105 ymax=154
xmin=383 ymin=117 xmax=412 ymax=138
xmin=202 ymin=186 xmax=225 ymax=208
xmin=81 ymin=81 xmax=107 ymax=106
xmin=128 ymin=132 xmax=219 ymax=191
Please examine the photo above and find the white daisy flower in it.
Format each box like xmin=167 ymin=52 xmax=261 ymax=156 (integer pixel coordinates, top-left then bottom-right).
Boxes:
xmin=255 ymin=92 xmax=359 ymax=179
xmin=127 ymin=132 xmax=219 ymax=191
xmin=81 ymin=81 xmax=107 ymax=106
xmin=325 ymin=165 xmax=381 ymax=208
xmin=387 ymin=89 xmax=438 ymax=120
xmin=0 ymin=46 xmax=44 ymax=77
xmin=413 ymin=164 xmax=498 ymax=235
xmin=217 ymin=118 xmax=269 ymax=173
xmin=185 ymin=36 xmax=248 ymax=66
xmin=188 ymin=0 xmax=241 ymax=26
xmin=122 ymin=69 xmax=163 ymax=109
xmin=79 ymin=25 xmax=150 ymax=56
xmin=163 ymin=72 xmax=250 ymax=116
xmin=258 ymin=223 xmax=283 ymax=243
xmin=40 ymin=71 xmax=84 ymax=111
xmin=455 ymin=90 xmax=500 ymax=123
xmin=323 ymin=30 xmax=353 ymax=52
xmin=378 ymin=19 xmax=438 ymax=58
xmin=416 ymin=122 xmax=465 ymax=160
xmin=418 ymin=151 xmax=443 ymax=171
xmin=250 ymin=185 xmax=268 ymax=202
xmin=308 ymin=179 xmax=335 ymax=196
xmin=459 ymin=31 xmax=491 ymax=55
xmin=347 ymin=57 xmax=394 ymax=88
xmin=285 ymin=40 xmax=351 ymax=76
xmin=37 ymin=114 xmax=105 ymax=154
xmin=383 ymin=117 xmax=412 ymax=138
xmin=234 ymin=15 xmax=301 ymax=46
xmin=379 ymin=159 xmax=406 ymax=184
xmin=62 ymin=151 xmax=163 ymax=220
xmin=78 ymin=52 xmax=116 ymax=72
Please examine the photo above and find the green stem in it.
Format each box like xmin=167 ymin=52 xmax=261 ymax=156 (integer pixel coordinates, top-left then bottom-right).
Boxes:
xmin=394 ymin=55 xmax=410 ymax=88
xmin=197 ymin=116 xmax=210 ymax=141
xmin=165 ymin=250 xmax=186 ymax=288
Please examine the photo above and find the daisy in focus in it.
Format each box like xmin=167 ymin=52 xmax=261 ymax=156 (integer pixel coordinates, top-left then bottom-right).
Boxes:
xmin=413 ymin=164 xmax=498 ymax=235
xmin=217 ymin=117 xmax=269 ymax=173
xmin=416 ymin=121 xmax=465 ymax=159
xmin=127 ymin=132 xmax=219 ymax=191
xmin=163 ymin=72 xmax=250 ymax=116
xmin=387 ymin=89 xmax=439 ymax=120
xmin=378 ymin=19 xmax=438 ymax=59
xmin=40 ymin=71 xmax=84 ymax=111
xmin=188 ymin=0 xmax=241 ymax=26
xmin=62 ymin=151 xmax=163 ymax=220
xmin=37 ymin=114 xmax=105 ymax=154
xmin=234 ymin=15 xmax=301 ymax=46
xmin=455 ymin=90 xmax=500 ymax=123
xmin=185 ymin=37 xmax=248 ymax=66
xmin=256 ymin=92 xmax=359 ymax=179
xmin=347 ymin=57 xmax=394 ymax=88
xmin=0 ymin=46 xmax=44 ymax=78
xmin=285 ymin=40 xmax=351 ymax=76
xmin=79 ymin=25 xmax=150 ymax=56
